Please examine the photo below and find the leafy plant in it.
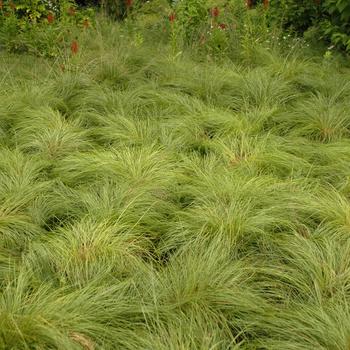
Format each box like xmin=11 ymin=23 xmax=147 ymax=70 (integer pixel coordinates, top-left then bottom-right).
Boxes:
xmin=0 ymin=0 xmax=95 ymax=57
xmin=319 ymin=0 xmax=350 ymax=51
xmin=268 ymin=0 xmax=350 ymax=52
xmin=174 ymin=0 xmax=207 ymax=44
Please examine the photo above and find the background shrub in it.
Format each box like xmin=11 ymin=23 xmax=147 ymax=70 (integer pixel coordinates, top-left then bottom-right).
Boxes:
xmin=0 ymin=0 xmax=95 ymax=57
xmin=268 ymin=0 xmax=350 ymax=52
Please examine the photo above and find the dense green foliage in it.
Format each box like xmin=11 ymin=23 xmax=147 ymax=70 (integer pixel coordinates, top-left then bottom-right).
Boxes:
xmin=0 ymin=0 xmax=94 ymax=57
xmin=1 ymin=0 xmax=350 ymax=57
xmin=269 ymin=0 xmax=350 ymax=52
xmin=1 ymin=1 xmax=350 ymax=349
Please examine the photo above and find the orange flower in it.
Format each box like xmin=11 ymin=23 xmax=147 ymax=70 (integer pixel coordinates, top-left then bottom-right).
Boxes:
xmin=68 ymin=6 xmax=76 ymax=16
xmin=47 ymin=12 xmax=54 ymax=24
xmin=210 ymin=7 xmax=219 ymax=17
xmin=83 ymin=19 xmax=90 ymax=29
xmin=70 ymin=40 xmax=79 ymax=55
xmin=169 ymin=12 xmax=176 ymax=23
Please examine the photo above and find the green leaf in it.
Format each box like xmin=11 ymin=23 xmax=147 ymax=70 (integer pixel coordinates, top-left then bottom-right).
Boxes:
xmin=339 ymin=6 xmax=350 ymax=20
xmin=336 ymin=0 xmax=349 ymax=13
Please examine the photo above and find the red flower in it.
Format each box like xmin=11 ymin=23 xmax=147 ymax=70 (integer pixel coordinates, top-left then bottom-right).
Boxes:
xmin=169 ymin=12 xmax=176 ymax=23
xmin=83 ymin=19 xmax=90 ymax=28
xmin=70 ymin=40 xmax=79 ymax=55
xmin=218 ymin=23 xmax=227 ymax=30
xmin=210 ymin=7 xmax=219 ymax=18
xmin=47 ymin=12 xmax=54 ymax=24
xmin=126 ymin=0 xmax=133 ymax=8
xmin=68 ymin=6 xmax=76 ymax=16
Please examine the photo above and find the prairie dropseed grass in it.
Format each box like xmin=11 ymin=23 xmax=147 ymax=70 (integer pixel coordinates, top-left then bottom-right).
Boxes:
xmin=1 ymin=12 xmax=350 ymax=350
